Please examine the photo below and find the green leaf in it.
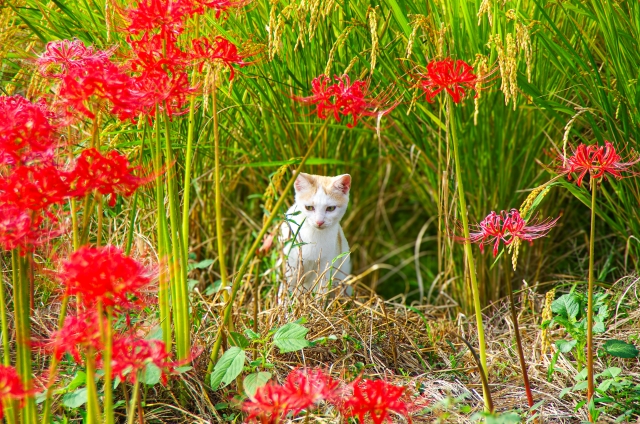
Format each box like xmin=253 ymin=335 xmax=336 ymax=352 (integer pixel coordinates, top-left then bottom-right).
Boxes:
xmin=62 ymin=388 xmax=88 ymax=409
xmin=210 ymin=347 xmax=246 ymax=390
xmin=272 ymin=323 xmax=310 ymax=353
xmin=142 ymin=363 xmax=162 ymax=386
xmin=552 ymin=294 xmax=580 ymax=319
xmin=229 ymin=332 xmax=250 ymax=349
xmin=62 ymin=371 xmax=86 ymax=392
xmin=188 ymin=258 xmax=214 ymax=271
xmin=559 ymin=387 xmax=572 ymax=399
xmin=603 ymin=340 xmax=639 ymax=358
xmin=244 ymin=329 xmax=260 ymax=340
xmin=146 ymin=325 xmax=163 ymax=341
xmin=555 ymin=339 xmax=577 ymax=353
xmin=243 ymin=372 xmax=272 ymax=398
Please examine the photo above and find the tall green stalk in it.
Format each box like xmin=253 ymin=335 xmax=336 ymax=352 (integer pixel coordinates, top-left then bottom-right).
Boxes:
xmin=163 ymin=112 xmax=190 ymax=360
xmin=212 ymin=75 xmax=230 ymax=310
xmin=586 ymin=181 xmax=597 ymax=421
xmin=447 ymin=98 xmax=489 ymax=409
xmin=13 ymin=252 xmax=36 ymax=423
xmin=152 ymin=115 xmax=173 ymax=352
xmin=209 ymin=121 xmax=329 ymax=367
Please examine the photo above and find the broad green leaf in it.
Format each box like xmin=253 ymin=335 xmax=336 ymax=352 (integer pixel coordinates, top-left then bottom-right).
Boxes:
xmin=229 ymin=332 xmax=250 ymax=349
xmin=551 ymin=294 xmax=580 ymax=319
xmin=210 ymin=347 xmax=246 ymax=390
xmin=62 ymin=371 xmax=86 ymax=392
xmin=603 ymin=340 xmax=639 ymax=358
xmin=62 ymin=388 xmax=88 ymax=409
xmin=243 ymin=372 xmax=272 ymax=398
xmin=142 ymin=363 xmax=162 ymax=386
xmin=555 ymin=339 xmax=577 ymax=353
xmin=244 ymin=329 xmax=260 ymax=340
xmin=187 ymin=259 xmax=214 ymax=271
xmin=272 ymin=323 xmax=310 ymax=353
xmin=146 ymin=325 xmax=163 ymax=341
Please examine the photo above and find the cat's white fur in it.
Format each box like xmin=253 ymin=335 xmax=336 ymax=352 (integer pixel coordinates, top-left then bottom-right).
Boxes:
xmin=280 ymin=173 xmax=351 ymax=292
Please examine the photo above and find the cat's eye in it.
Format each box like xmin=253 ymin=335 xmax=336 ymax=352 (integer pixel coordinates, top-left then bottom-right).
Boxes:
xmin=326 ymin=206 xmax=337 ymax=212
xmin=305 ymin=205 xmax=315 ymax=211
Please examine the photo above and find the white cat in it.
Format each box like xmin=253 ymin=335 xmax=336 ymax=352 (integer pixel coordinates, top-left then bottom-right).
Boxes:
xmin=280 ymin=173 xmax=352 ymax=293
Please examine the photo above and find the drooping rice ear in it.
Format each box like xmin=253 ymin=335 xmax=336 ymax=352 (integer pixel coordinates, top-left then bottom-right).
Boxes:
xmin=332 ymin=174 xmax=351 ymax=194
xmin=294 ymin=173 xmax=316 ymax=193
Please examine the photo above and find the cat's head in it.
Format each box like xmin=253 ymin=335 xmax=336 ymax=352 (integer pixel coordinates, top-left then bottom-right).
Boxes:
xmin=293 ymin=173 xmax=351 ymax=230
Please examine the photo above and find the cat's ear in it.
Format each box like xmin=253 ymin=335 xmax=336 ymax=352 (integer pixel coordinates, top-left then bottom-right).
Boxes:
xmin=332 ymin=174 xmax=351 ymax=194
xmin=294 ymin=173 xmax=315 ymax=193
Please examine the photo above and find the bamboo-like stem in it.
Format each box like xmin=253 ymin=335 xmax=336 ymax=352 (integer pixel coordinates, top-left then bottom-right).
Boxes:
xmin=96 ymin=193 xmax=104 ymax=247
xmin=2 ymin=254 xmax=16 ymax=424
xmin=153 ymin=115 xmax=172 ymax=352
xmin=586 ymin=181 xmax=597 ymax=422
xmin=212 ymin=74 xmax=230 ymax=310
xmin=85 ymin=350 xmax=101 ymax=424
xmin=0 ymin=255 xmax=10 ymax=366
xmin=447 ymin=97 xmax=489 ymax=409
xmin=127 ymin=379 xmax=141 ymax=424
xmin=14 ymin=253 xmax=36 ymax=424
xmin=71 ymin=198 xmax=80 ymax=250
xmin=208 ymin=121 xmax=328 ymax=368
xmin=163 ymin=112 xmax=190 ymax=360
xmin=101 ymin=302 xmax=114 ymax=424
xmin=504 ymin=258 xmax=534 ymax=408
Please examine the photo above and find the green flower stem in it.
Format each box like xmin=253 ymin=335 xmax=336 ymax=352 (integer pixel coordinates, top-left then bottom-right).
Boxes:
xmin=71 ymin=198 xmax=79 ymax=250
xmin=40 ymin=294 xmax=70 ymax=424
xmin=1 ymin=254 xmax=14 ymax=424
xmin=153 ymin=113 xmax=172 ymax=352
xmin=208 ymin=121 xmax=328 ymax=368
xmin=100 ymin=302 xmax=114 ymax=424
xmin=586 ymin=181 xmax=597 ymax=421
xmin=96 ymin=193 xmax=104 ymax=247
xmin=448 ymin=97 xmax=489 ymax=410
xmin=212 ymin=75 xmax=231 ymax=310
xmin=13 ymin=252 xmax=36 ymax=423
xmin=85 ymin=350 xmax=101 ymax=424
xmin=163 ymin=112 xmax=190 ymax=360
xmin=126 ymin=378 xmax=141 ymax=424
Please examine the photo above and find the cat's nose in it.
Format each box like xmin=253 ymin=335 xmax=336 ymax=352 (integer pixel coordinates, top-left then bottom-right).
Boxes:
xmin=316 ymin=220 xmax=325 ymax=227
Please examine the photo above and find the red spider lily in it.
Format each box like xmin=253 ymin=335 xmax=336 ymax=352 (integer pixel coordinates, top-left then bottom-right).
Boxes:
xmin=0 ymin=164 xmax=73 ymax=212
xmin=243 ymin=382 xmax=294 ymax=424
xmin=43 ymin=311 xmax=104 ymax=363
xmin=469 ymin=209 xmax=559 ymax=257
xmin=125 ymin=0 xmax=194 ymax=36
xmin=191 ymin=36 xmax=253 ymax=80
xmin=293 ymin=74 xmax=394 ymax=128
xmin=0 ymin=204 xmax=47 ymax=252
xmin=108 ymin=336 xmax=176 ymax=384
xmin=415 ymin=58 xmax=477 ymax=104
xmin=194 ymin=0 xmax=253 ymax=18
xmin=132 ymin=70 xmax=195 ymax=118
xmin=37 ymin=39 xmax=116 ymax=78
xmin=0 ymin=365 xmax=31 ymax=419
xmin=60 ymin=245 xmax=153 ymax=309
xmin=69 ymin=148 xmax=153 ymax=207
xmin=127 ymin=32 xmax=190 ymax=78
xmin=282 ymin=368 xmax=341 ymax=412
xmin=560 ymin=141 xmax=639 ymax=187
xmin=54 ymin=57 xmax=145 ymax=122
xmin=0 ymin=95 xmax=56 ymax=165
xmin=243 ymin=368 xmax=340 ymax=423
xmin=340 ymin=379 xmax=413 ymax=424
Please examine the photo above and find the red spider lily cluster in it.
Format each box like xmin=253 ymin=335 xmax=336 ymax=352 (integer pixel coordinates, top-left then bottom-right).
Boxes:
xmin=469 ymin=209 xmax=559 ymax=257
xmin=414 ymin=58 xmax=478 ymax=104
xmin=0 ymin=365 xmax=32 ymax=419
xmin=293 ymin=74 xmax=396 ymax=128
xmin=243 ymin=369 xmax=419 ymax=424
xmin=61 ymin=246 xmax=154 ymax=308
xmin=45 ymin=311 xmax=105 ymax=362
xmin=559 ymin=141 xmax=639 ymax=187
xmin=191 ymin=36 xmax=254 ymax=79
xmin=109 ymin=336 xmax=178 ymax=384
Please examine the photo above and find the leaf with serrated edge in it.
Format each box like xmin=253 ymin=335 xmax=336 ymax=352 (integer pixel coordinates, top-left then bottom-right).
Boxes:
xmin=210 ymin=347 xmax=246 ymax=390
